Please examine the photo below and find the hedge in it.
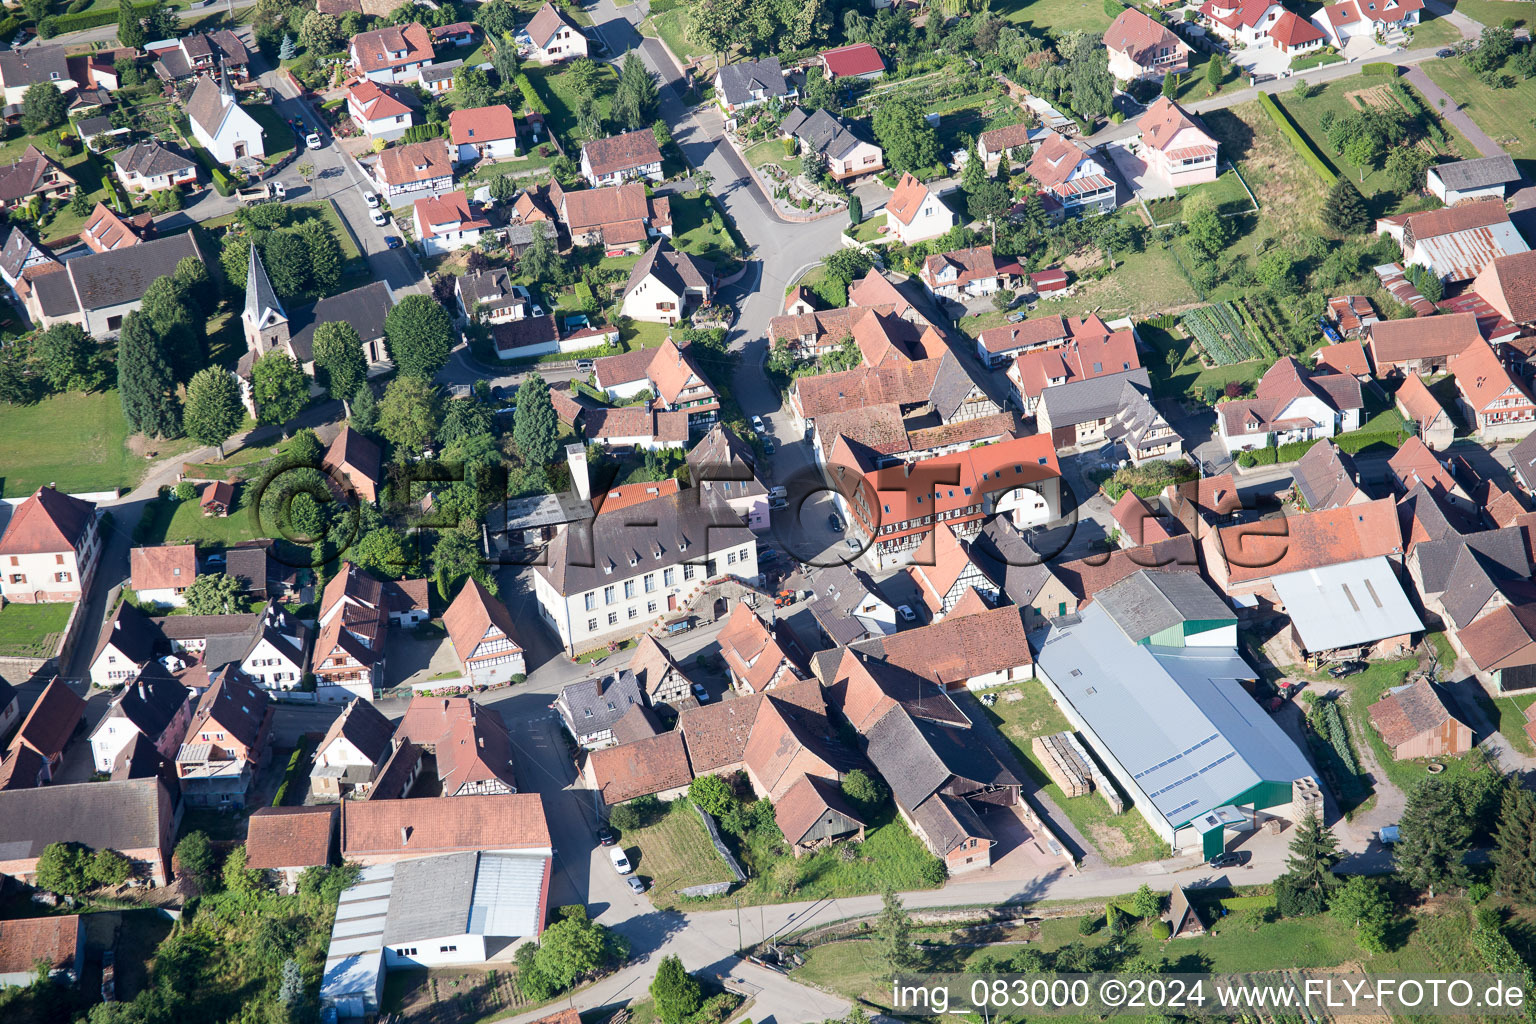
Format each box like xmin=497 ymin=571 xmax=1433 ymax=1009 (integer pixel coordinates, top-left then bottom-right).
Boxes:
xmin=401 ymin=121 xmax=444 ymax=143
xmin=49 ymin=0 xmax=158 ymax=35
xmin=1140 ymin=313 xmax=1180 ymax=330
xmin=1360 ymin=62 xmax=1398 ymax=76
xmin=1258 ymin=92 xmax=1337 ymax=185
xmin=1235 ymin=427 xmax=1412 ymax=467
xmin=516 ymin=72 xmax=551 ymax=116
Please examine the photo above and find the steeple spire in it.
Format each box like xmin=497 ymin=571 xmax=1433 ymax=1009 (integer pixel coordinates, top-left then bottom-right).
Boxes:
xmin=243 ymin=245 xmax=285 ymax=332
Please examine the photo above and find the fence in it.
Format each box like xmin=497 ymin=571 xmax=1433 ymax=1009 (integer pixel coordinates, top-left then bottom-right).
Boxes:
xmin=693 ymin=804 xmax=747 ymax=883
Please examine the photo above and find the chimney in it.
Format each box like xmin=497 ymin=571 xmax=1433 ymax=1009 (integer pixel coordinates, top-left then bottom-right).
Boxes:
xmin=400 ymin=825 xmax=412 ymax=845
xmin=478 ymin=736 xmax=485 ymax=749
xmin=566 ymin=443 xmax=591 ymax=503
xmin=442 ymin=698 xmax=450 ymax=711
xmin=138 ymin=682 xmax=146 ymax=701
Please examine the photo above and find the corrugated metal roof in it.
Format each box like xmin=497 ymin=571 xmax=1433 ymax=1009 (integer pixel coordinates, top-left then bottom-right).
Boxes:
xmin=1272 ymin=555 xmax=1424 ymax=653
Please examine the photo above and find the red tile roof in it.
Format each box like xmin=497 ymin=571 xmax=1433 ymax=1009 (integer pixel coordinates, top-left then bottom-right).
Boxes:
xmin=450 ymin=103 xmax=518 ymax=145
xmin=350 ymin=22 xmax=433 ymax=75
xmin=593 ymin=479 xmax=681 ymax=515
xmin=1269 ymin=9 xmax=1326 ymax=45
xmin=1213 ymin=497 xmax=1401 ymax=585
xmin=377 ymin=140 xmax=451 ymax=187
xmin=1053 ymin=535 xmax=1200 ymax=601
xmin=340 ymin=793 xmax=550 ymax=857
xmin=442 ymin=577 xmax=522 ymax=669
xmin=414 ymin=190 xmax=490 ymax=239
xmin=1315 ymin=340 xmax=1369 ymax=377
xmin=244 ymin=806 xmax=336 ymax=869
xmin=1450 ymin=337 xmax=1532 ymax=415
xmin=0 ymin=486 xmax=94 ymax=556
xmin=853 ymin=435 xmax=1059 ymax=540
xmin=820 ymin=42 xmax=885 ymax=77
xmin=349 ymin=79 xmax=415 ymax=120
xmin=885 ymin=172 xmax=932 ymax=227
xmin=16 ymin=678 xmax=86 ymax=761
xmin=1029 ymin=131 xmax=1090 ymax=189
xmin=1136 ymin=97 xmax=1210 ymax=153
xmin=130 ymin=544 xmax=196 ymax=593
xmin=1104 ymin=8 xmax=1185 ymax=65
xmin=1394 ymin=372 xmax=1446 ymax=426
xmin=1368 ymin=312 xmax=1483 ymax=367
xmin=586 ymin=730 xmax=692 ymax=804
xmin=0 ymin=915 xmax=79 ymax=977
xmin=1473 ymin=250 xmax=1536 ymax=325
xmin=582 ymin=129 xmax=662 ymax=178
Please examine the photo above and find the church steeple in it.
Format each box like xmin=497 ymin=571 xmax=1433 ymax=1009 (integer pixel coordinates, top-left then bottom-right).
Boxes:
xmin=241 ymin=245 xmax=289 ymax=356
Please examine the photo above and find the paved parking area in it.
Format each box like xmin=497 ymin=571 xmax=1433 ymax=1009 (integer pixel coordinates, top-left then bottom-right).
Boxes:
xmin=382 ymin=630 xmax=461 ymax=688
xmin=1104 ymin=139 xmax=1175 ymax=201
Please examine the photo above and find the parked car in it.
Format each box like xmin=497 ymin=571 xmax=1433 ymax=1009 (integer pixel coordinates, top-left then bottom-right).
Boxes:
xmin=627 ymin=876 xmax=648 ymax=894
xmin=897 ymin=605 xmax=917 ymax=623
xmin=384 ymin=236 xmax=402 ymax=249
xmin=364 ymin=192 xmax=380 ymax=209
xmin=768 ymin=486 xmax=788 ymax=499
xmin=369 ymin=208 xmax=387 ymax=227
xmin=1378 ymin=824 xmax=1400 ymax=845
xmin=1436 ymin=48 xmax=1454 ymax=57
xmin=828 ymin=513 xmax=843 ymax=533
xmin=845 ymin=537 xmax=860 ymax=551
xmin=763 ymin=440 xmax=776 ymax=454
xmin=1207 ymin=851 xmax=1249 ymax=869
xmin=769 ymin=497 xmax=788 ymax=511
xmin=692 ymin=682 xmax=711 ymax=704
xmin=305 ymin=132 xmax=323 ymax=149
xmin=751 ymin=415 xmax=765 ymax=432
xmin=576 ymin=359 xmax=595 ymax=371
xmin=596 ymin=826 xmax=617 ymax=847
xmin=609 ymin=847 xmax=632 ymax=874
xmin=1328 ymin=660 xmax=1366 ymax=678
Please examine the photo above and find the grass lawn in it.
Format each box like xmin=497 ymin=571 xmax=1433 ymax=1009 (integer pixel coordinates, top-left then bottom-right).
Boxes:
xmin=247 ymin=102 xmax=297 ymax=165
xmin=524 ymin=62 xmax=620 ymax=147
xmin=1143 ymin=167 xmax=1256 ymax=226
xmin=1405 ymin=13 xmax=1466 ymax=48
xmin=198 ymin=201 xmax=362 ymax=264
xmin=1422 ymin=56 xmax=1536 ymax=161
xmin=668 ymin=191 xmax=739 ymax=267
xmin=0 ymin=602 xmax=74 ymax=658
xmin=995 ymin=0 xmax=1116 ymax=39
xmin=1442 ymin=0 xmax=1530 ymax=29
xmin=622 ymin=802 xmax=734 ymax=908
xmin=646 ymin=7 xmax=698 ymax=62
xmin=0 ymin=390 xmax=180 ymax=498
xmin=619 ymin=319 xmax=672 ymax=351
xmin=981 ymin=682 xmax=1171 ymax=865
xmin=0 ymin=133 xmax=118 ymax=243
xmin=1331 ymin=654 xmax=1464 ymax=795
xmin=744 ymin=139 xmax=795 ymax=172
xmin=135 ymin=488 xmax=262 ymax=549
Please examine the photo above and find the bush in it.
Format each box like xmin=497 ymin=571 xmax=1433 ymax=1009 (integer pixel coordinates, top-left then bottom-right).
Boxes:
xmin=607 ymin=803 xmax=641 ymax=831
xmin=1360 ymin=62 xmax=1398 ymax=76
xmin=173 ymin=481 xmax=197 ymax=501
xmin=1100 ymin=460 xmax=1197 ymax=500
xmin=50 ymin=1 xmax=156 ymax=34
xmin=1079 ymin=914 xmax=1101 ymax=935
xmin=1258 ymin=92 xmax=1337 ymax=184
xmin=516 ymin=72 xmax=551 ymax=115
xmin=401 ymin=122 xmax=444 ymax=144
xmin=1151 ymin=920 xmax=1172 ymax=940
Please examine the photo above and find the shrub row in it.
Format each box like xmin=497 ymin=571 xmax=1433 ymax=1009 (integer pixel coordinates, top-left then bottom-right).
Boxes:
xmin=401 ymin=121 xmax=444 ymax=143
xmin=1258 ymin=92 xmax=1337 ymax=185
xmin=1236 ymin=427 xmax=1412 ymax=467
xmin=1140 ymin=313 xmax=1180 ymax=330
xmin=49 ymin=0 xmax=157 ymax=35
xmin=516 ymin=72 xmax=551 ymax=116
xmin=1360 ymin=62 xmax=1398 ymax=77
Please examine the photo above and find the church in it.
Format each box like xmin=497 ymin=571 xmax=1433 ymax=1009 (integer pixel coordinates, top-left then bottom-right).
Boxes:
xmin=237 ymin=247 xmax=397 ymax=415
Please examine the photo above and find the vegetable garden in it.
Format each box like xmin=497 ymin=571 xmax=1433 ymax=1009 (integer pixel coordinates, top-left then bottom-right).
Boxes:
xmin=1179 ymin=301 xmax=1280 ymax=366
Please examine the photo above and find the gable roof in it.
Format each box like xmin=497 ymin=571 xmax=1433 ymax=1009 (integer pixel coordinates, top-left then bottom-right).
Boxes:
xmin=349 ymin=79 xmax=419 ymax=121
xmin=1213 ymin=497 xmax=1401 ymax=585
xmin=1104 ymin=8 xmax=1183 ymax=63
xmin=351 ymin=21 xmax=434 ymax=74
xmin=1136 ymin=97 xmax=1210 ymax=153
xmin=32 ymin=232 xmax=200 ymax=320
xmin=865 ymin=707 xmax=1018 ymax=811
xmin=186 ymin=670 xmax=270 ymax=751
xmin=317 ymin=698 xmax=396 ymax=766
xmin=780 ymin=106 xmax=874 ymax=162
xmin=1315 ymin=339 xmax=1369 ymax=377
xmin=1291 ymin=440 xmax=1361 ymax=511
xmin=1095 ymin=569 xmax=1234 ymax=642
xmin=820 ymin=42 xmax=884 ymax=77
xmin=522 ymin=2 xmax=579 ymax=47
xmin=1394 ymin=372 xmax=1448 ymax=427
xmin=245 ymin=805 xmax=336 ymax=870
xmin=1370 ymin=679 xmax=1465 ymax=748
xmin=1472 ymin=250 xmax=1536 ymax=325
xmin=0 ymin=915 xmax=80 ymax=977
xmin=1053 ymin=535 xmax=1200 ymax=602
xmin=586 ymin=731 xmax=692 ymax=804
xmin=450 ymin=104 xmax=519 ymax=145
xmin=377 ymin=139 xmax=452 ymax=186
xmin=716 ymin=56 xmax=788 ymax=105
xmin=885 ymin=172 xmax=934 ymax=227
xmin=0 ymin=777 xmax=169 ymax=861
xmin=582 ymin=128 xmax=661 ymax=178
xmin=1430 ymin=153 xmax=1520 ymax=193
xmin=0 ymin=486 xmax=94 ymax=555
xmin=1451 ymin=337 xmax=1531 ymax=415
xmin=442 ymin=578 xmax=522 ymax=666
xmin=15 ymin=678 xmax=85 ymax=760
xmin=1269 ymin=8 xmax=1325 ymax=45
xmin=1368 ymin=311 xmax=1483 ymax=365
xmin=340 ymin=794 xmax=550 ymax=857
xmin=130 ymin=543 xmax=197 ymax=594
xmin=774 ymin=773 xmax=866 ymax=845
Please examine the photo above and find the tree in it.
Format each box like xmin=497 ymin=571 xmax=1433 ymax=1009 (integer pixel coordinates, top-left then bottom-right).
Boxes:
xmin=961 ymin=146 xmax=987 ymax=198
xmin=529 ymin=906 xmax=614 ymax=991
xmin=688 ymin=774 xmax=735 ymax=816
xmin=1062 ymin=30 xmax=1115 ymax=120
xmin=174 ymin=831 xmax=218 ymax=892
xmin=88 ymin=849 xmax=133 ymax=888
xmin=513 ymin=373 xmax=558 ymax=466
xmin=21 ymin=82 xmax=66 ymax=134
xmin=1286 ymin=811 xmax=1342 ymax=894
xmin=117 ymin=0 xmax=146 ymax=48
xmin=140 ymin=275 xmax=202 ymax=383
xmin=613 ymin=52 xmax=659 ymax=131
xmin=385 ymin=294 xmax=455 ymax=379
xmin=848 ymin=194 xmax=863 ymax=226
xmin=250 ymin=350 xmax=309 ymax=427
xmin=1343 ymin=131 xmax=1384 ymax=181
xmin=432 ymin=522 xmax=489 ymax=593
xmin=872 ymin=96 xmax=940 ymax=173
xmin=474 ymin=0 xmax=518 ymax=37
xmin=221 ymin=844 xmax=263 ymax=895
xmin=687 ymin=0 xmax=745 ymax=67
xmin=117 ymin=311 xmax=181 ymax=438
xmin=1206 ymin=53 xmax=1224 ymax=91
xmin=1184 ymin=192 xmax=1233 ymax=258
xmin=264 ymin=230 xmax=311 ymax=299
xmin=488 ymin=172 xmax=518 ymax=203
xmin=35 ymin=843 xmax=91 ymax=894
xmin=1255 ymin=247 xmax=1299 ymax=293
xmin=1162 ymin=71 xmax=1180 ymax=98
xmin=351 ymin=383 xmax=380 ymax=436
xmin=299 ymin=220 xmax=343 ymax=296
xmin=876 ymin=885 xmax=915 ymax=971
xmin=1404 ymin=262 xmax=1444 ymax=303
xmin=1395 ymin=777 xmax=1471 ymax=896
xmin=183 ymin=368 xmax=244 ymax=458
xmin=841 ymin=768 xmax=885 ymax=813
xmin=299 ymin=10 xmax=341 ymax=53
xmin=650 ymin=955 xmax=703 ymax=1024
xmin=823 ymin=246 xmax=875 ymax=289
xmin=379 ymin=375 xmax=438 ymax=455
xmin=1330 ymin=875 xmax=1393 ymax=953
xmin=1385 ymin=145 xmax=1432 ymax=194
xmin=34 ymin=322 xmax=94 ymax=393
xmin=969 ymin=178 xmax=1013 ymax=245
xmin=1131 ymin=883 xmax=1162 ymax=920
xmin=454 ymin=66 xmax=496 ymax=109
xmin=183 ymin=573 xmax=244 ymax=615
xmin=520 ymin=222 xmax=561 ymax=287
xmin=173 ymin=256 xmax=213 ymax=320
xmin=278 ymin=33 xmax=296 ymax=60
xmin=1322 ymin=177 xmax=1370 ymax=233
xmin=348 ymin=522 xmax=413 ymax=578
xmin=312 ymin=321 xmax=367 ymax=404
xmin=1494 ymin=787 xmax=1536 ymax=902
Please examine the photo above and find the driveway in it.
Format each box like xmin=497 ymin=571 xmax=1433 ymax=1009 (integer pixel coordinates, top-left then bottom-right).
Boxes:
xmin=1401 ymin=65 xmax=1506 ymax=158
xmin=1104 ymin=139 xmax=1174 ymax=201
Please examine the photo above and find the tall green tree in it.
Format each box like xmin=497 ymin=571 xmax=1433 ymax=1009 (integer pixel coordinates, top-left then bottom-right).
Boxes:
xmin=650 ymin=955 xmax=703 ymax=1024
xmin=117 ymin=0 xmax=147 ymax=48
xmin=33 ymin=322 xmax=95 ymax=394
xmin=117 ymin=311 xmax=181 ymax=438
xmin=1287 ymin=811 xmax=1341 ymax=891
xmin=513 ymin=373 xmax=558 ymax=466
xmin=384 ymin=294 xmax=455 ymax=379
xmin=298 ymin=220 xmax=343 ymax=296
xmin=183 ymin=367 xmax=244 ymax=458
xmin=1322 ymin=177 xmax=1371 ymax=234
xmin=612 ymin=52 xmax=659 ymax=130
xmin=173 ymin=256 xmax=214 ymax=319
xmin=351 ymin=383 xmax=380 ymax=435
xmin=1493 ymin=786 xmax=1536 ymax=903
xmin=20 ymin=82 xmax=67 ymax=133
xmin=264 ymin=230 xmax=312 ymax=300
xmin=140 ymin=275 xmax=203 ymax=383
xmin=378 ymin=375 xmax=438 ymax=454
xmin=1184 ymin=192 xmax=1233 ymax=258
xmin=1329 ymin=875 xmax=1394 ymax=953
xmin=250 ymin=350 xmax=309 ymax=427
xmin=311 ymin=321 xmax=367 ymax=405
xmin=1395 ymin=777 xmax=1471 ymax=897
xmin=876 ymin=885 xmax=915 ymax=971
xmin=35 ymin=843 xmax=91 ymax=894
xmin=173 ymin=831 xmax=218 ymax=893
xmin=872 ymin=96 xmax=940 ymax=173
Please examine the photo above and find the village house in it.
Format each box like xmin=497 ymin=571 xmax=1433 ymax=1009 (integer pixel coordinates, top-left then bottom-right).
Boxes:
xmin=779 ymin=107 xmax=883 ymax=180
xmin=1369 ymin=679 xmax=1472 ymax=759
xmin=0 ymin=778 xmax=178 ymax=886
xmin=556 ymin=669 xmax=645 ymax=749
xmin=310 ymin=698 xmax=396 ymax=800
xmin=687 ymin=423 xmax=771 ymax=532
xmin=1395 ymin=372 xmax=1457 ymax=450
xmin=186 ymin=72 xmax=264 ymax=166
xmin=1215 ymin=356 xmax=1363 ymax=453
xmin=1378 ymin=200 xmax=1529 ymax=284
xmin=818 ymin=42 xmax=885 ymax=80
xmin=714 ymin=56 xmax=791 ymax=115
xmin=336 ymin=793 xmax=550 ymax=866
xmin=918 ymin=246 xmax=1023 ymax=301
xmin=1005 ymin=314 xmax=1141 ymax=413
xmin=456 ymin=267 xmax=530 ymax=324
xmin=0 ymin=678 xmax=85 ymax=790
xmin=394 ymin=695 xmax=520 ymax=796
xmin=129 ymin=543 xmax=197 ymax=607
xmin=516 ymin=2 xmax=588 ymax=63
xmin=175 ymin=668 xmax=273 ymax=809
xmin=0 ymin=146 xmax=75 ymax=213
xmin=556 ymin=180 xmax=671 ymax=251
xmin=1315 ymin=339 xmax=1372 ymax=380
xmin=1135 ymin=97 xmax=1218 ymax=189
xmin=718 ymin=601 xmax=803 ymax=694
xmin=1291 ymin=441 xmax=1370 ymax=510
xmin=1449 ymin=338 xmax=1536 ymax=442
xmin=443 ymin=578 xmax=526 ymax=684
xmin=350 ymin=22 xmax=435 ymax=84
xmin=346 ymin=80 xmax=420 ymax=142
xmin=0 ymin=486 xmax=99 ymax=604
xmin=1315 ymin=0 xmax=1423 ymax=49
xmin=1428 ymin=153 xmax=1521 ymax=206
xmin=0 ymin=916 xmax=84 ymax=988
xmin=626 ymin=634 xmax=695 ymax=705
xmin=977 ymin=124 xmax=1032 ymax=170
xmin=88 ymin=667 xmax=192 ymax=774
xmin=619 ymin=239 xmax=713 ymax=325
xmin=26 ymin=231 xmax=200 ymax=336
xmin=1268 ymin=9 xmax=1328 ymax=55
xmin=146 ymin=30 xmax=249 ymax=81
xmin=1200 ymin=0 xmax=1284 ymax=47
xmin=0 ymin=45 xmax=74 ymax=107
xmin=450 ymin=104 xmax=519 ymax=164
xmin=412 ymin=190 xmax=491 ymax=256
xmin=372 ymin=139 xmax=454 ymax=199
xmin=580 ymin=129 xmax=663 ymax=187
xmin=884 ymin=172 xmax=957 ymax=244
xmin=111 ymin=141 xmax=197 ymax=193
xmin=244 ymin=806 xmax=337 ymax=893
xmin=1029 ymin=131 xmax=1116 ymax=218
xmin=1104 ymin=8 xmax=1190 ymax=80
